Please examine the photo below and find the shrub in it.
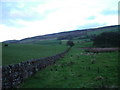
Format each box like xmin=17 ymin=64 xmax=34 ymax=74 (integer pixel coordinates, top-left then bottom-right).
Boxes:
xmin=4 ymin=44 xmax=8 ymax=47
xmin=66 ymin=41 xmax=74 ymax=47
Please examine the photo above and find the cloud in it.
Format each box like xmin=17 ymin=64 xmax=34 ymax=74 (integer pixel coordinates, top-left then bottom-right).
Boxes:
xmin=0 ymin=0 xmax=44 ymax=2
xmin=0 ymin=0 xmax=119 ymax=42
xmin=86 ymin=16 xmax=96 ymax=20
xmin=101 ymin=9 xmax=118 ymax=15
xmin=1 ymin=2 xmax=44 ymax=24
xmin=0 ymin=1 xmax=60 ymax=28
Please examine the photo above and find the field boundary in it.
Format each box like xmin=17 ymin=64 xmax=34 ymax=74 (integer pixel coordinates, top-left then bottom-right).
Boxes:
xmin=2 ymin=47 xmax=71 ymax=88
xmin=80 ymin=47 xmax=119 ymax=53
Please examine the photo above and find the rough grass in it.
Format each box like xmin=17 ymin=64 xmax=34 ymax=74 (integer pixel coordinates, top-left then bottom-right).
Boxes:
xmin=2 ymin=43 xmax=67 ymax=66
xmin=20 ymin=42 xmax=119 ymax=88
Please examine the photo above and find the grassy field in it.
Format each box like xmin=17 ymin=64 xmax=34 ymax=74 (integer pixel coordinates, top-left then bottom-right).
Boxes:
xmin=20 ymin=41 xmax=119 ymax=88
xmin=2 ymin=43 xmax=67 ymax=66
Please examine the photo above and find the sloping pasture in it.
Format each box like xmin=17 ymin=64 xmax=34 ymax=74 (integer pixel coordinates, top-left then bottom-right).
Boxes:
xmin=21 ymin=42 xmax=119 ymax=88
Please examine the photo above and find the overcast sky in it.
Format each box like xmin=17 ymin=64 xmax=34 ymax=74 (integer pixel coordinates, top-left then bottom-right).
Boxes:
xmin=0 ymin=0 xmax=119 ymax=42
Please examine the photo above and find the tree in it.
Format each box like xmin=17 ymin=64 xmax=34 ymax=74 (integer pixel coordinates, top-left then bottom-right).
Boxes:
xmin=92 ymin=32 xmax=120 ymax=47
xmin=66 ymin=41 xmax=74 ymax=47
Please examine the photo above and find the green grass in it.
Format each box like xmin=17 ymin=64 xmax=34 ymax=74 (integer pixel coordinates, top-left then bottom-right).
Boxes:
xmin=20 ymin=42 xmax=119 ymax=88
xmin=34 ymin=40 xmax=61 ymax=45
xmin=2 ymin=43 xmax=67 ymax=66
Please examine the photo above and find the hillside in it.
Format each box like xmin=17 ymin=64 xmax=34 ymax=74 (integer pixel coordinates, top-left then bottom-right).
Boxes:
xmin=2 ymin=25 xmax=119 ymax=88
xmin=20 ymin=41 xmax=119 ymax=88
xmin=3 ymin=25 xmax=120 ymax=44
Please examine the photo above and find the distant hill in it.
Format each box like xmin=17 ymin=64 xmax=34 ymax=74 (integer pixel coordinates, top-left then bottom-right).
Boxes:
xmin=3 ymin=25 xmax=120 ymax=44
xmin=3 ymin=40 xmax=19 ymax=43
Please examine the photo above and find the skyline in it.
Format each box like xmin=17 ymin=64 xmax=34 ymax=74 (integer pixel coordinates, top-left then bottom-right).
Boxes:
xmin=0 ymin=0 xmax=119 ymax=42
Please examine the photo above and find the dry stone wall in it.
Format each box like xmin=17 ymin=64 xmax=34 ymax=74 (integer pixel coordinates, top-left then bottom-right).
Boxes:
xmin=2 ymin=47 xmax=71 ymax=88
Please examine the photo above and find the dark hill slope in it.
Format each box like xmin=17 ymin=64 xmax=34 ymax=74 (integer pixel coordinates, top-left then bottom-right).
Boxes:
xmin=3 ymin=25 xmax=120 ymax=43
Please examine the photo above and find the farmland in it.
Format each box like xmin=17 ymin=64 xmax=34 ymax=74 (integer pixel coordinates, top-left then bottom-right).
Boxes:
xmin=2 ymin=41 xmax=67 ymax=66
xmin=19 ymin=41 xmax=119 ymax=88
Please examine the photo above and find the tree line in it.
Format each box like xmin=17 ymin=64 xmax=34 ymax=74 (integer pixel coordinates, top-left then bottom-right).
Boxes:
xmin=92 ymin=32 xmax=120 ymax=47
